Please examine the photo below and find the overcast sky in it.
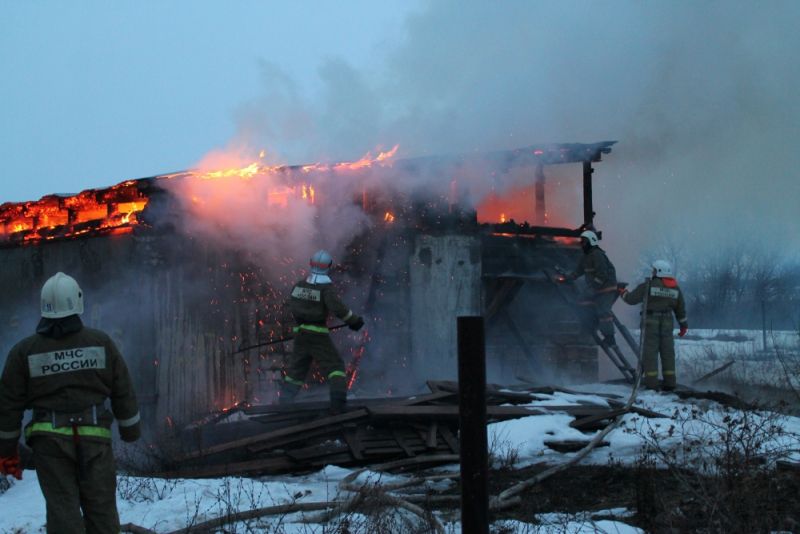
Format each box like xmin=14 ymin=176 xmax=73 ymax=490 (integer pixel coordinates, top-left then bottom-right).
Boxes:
xmin=0 ymin=1 xmax=417 ymax=199
xmin=2 ymin=1 xmax=799 ymax=272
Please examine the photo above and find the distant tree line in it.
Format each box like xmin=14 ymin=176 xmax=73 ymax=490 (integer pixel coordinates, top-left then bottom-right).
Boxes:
xmin=639 ymin=239 xmax=800 ymax=331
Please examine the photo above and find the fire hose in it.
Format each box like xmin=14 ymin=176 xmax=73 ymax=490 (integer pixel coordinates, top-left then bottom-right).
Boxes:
xmin=233 ymin=323 xmax=349 ymax=354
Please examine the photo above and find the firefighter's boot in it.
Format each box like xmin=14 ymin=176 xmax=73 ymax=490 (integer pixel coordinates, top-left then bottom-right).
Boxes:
xmin=329 ymin=374 xmax=347 ymax=415
xmin=329 ymin=391 xmax=347 ymax=415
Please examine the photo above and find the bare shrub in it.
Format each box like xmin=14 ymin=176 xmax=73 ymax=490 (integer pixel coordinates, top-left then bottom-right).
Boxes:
xmin=489 ymin=429 xmax=521 ymax=471
xmin=628 ymin=403 xmax=800 ymax=532
xmin=116 ymin=474 xmax=179 ymax=503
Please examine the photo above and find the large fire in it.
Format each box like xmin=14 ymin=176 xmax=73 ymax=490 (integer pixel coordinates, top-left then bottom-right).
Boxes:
xmin=1 ymin=142 xmax=584 ymax=246
xmin=0 ymin=146 xmax=400 ymax=245
xmin=0 ymin=180 xmax=148 ymax=245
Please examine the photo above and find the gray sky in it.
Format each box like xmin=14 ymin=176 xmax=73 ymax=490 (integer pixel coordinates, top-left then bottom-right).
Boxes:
xmin=2 ymin=1 xmax=799 ymax=274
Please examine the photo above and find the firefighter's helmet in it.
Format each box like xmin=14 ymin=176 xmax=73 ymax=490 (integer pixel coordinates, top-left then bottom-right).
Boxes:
xmin=41 ymin=272 xmax=84 ymax=318
xmin=310 ymin=250 xmax=333 ymax=275
xmin=652 ymin=260 xmax=674 ymax=278
xmin=580 ymin=230 xmax=599 ymax=247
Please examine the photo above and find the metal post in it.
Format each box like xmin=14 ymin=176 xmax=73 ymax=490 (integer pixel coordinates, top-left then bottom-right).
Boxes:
xmin=762 ymin=299 xmax=767 ymax=351
xmin=457 ymin=316 xmax=489 ymax=534
xmin=582 ymin=161 xmax=594 ymax=228
xmin=535 ymin=163 xmax=546 ymax=225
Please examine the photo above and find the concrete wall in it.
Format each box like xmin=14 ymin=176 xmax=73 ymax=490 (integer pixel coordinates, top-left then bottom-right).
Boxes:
xmin=409 ymin=234 xmax=482 ymax=380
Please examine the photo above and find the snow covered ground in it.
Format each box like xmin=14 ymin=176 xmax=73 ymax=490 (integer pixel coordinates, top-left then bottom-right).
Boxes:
xmin=674 ymin=329 xmax=800 ymax=389
xmin=3 ymin=380 xmax=799 ymax=533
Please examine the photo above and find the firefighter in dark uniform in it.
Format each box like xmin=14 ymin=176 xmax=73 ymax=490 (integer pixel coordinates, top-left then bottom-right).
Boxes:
xmin=280 ymin=250 xmax=364 ymax=413
xmin=565 ymin=230 xmax=619 ymax=348
xmin=620 ymin=260 xmax=689 ymax=390
xmin=0 ymin=272 xmax=141 ymax=534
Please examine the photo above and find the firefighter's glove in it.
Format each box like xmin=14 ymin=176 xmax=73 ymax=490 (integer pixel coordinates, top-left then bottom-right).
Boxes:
xmin=0 ymin=452 xmax=22 ymax=480
xmin=679 ymin=325 xmax=688 ymax=337
xmin=348 ymin=316 xmax=365 ymax=331
xmin=118 ymin=422 xmax=141 ymax=443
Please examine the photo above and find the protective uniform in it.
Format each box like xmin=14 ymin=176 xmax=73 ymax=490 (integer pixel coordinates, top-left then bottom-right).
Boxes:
xmin=567 ymin=232 xmax=618 ymax=345
xmin=281 ymin=251 xmax=364 ymax=413
xmin=0 ymin=272 xmax=140 ymax=534
xmin=621 ymin=267 xmax=688 ymax=390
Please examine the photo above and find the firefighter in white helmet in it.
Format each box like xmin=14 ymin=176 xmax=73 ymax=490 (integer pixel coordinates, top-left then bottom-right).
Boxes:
xmin=0 ymin=272 xmax=140 ymax=533
xmin=281 ymin=250 xmax=364 ymax=414
xmin=564 ymin=230 xmax=620 ymax=348
xmin=620 ymin=260 xmax=689 ymax=390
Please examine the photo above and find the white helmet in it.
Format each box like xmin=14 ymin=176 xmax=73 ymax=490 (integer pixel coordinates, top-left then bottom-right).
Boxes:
xmin=652 ymin=260 xmax=674 ymax=278
xmin=309 ymin=249 xmax=333 ymax=275
xmin=580 ymin=230 xmax=599 ymax=247
xmin=41 ymin=272 xmax=84 ymax=318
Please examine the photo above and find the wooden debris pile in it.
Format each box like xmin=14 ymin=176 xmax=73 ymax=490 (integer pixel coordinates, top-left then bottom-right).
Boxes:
xmin=160 ymin=380 xmax=668 ymax=479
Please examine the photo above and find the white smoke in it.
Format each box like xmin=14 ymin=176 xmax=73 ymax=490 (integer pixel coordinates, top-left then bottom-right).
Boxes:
xmin=216 ymin=1 xmax=799 ymax=280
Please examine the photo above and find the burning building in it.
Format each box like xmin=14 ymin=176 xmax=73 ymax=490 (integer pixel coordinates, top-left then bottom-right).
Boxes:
xmin=0 ymin=141 xmax=616 ymax=437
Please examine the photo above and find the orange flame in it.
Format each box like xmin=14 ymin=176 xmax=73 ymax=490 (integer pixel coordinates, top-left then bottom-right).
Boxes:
xmin=384 ymin=211 xmax=395 ymax=223
xmin=0 ymin=180 xmax=148 ymax=244
xmin=181 ymin=144 xmax=400 ymax=181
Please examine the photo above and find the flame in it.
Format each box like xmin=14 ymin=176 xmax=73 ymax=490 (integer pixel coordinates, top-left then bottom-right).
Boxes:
xmin=0 ymin=179 xmax=148 ymax=244
xmin=0 ymin=144 xmax=400 ymax=245
xmin=180 ymin=144 xmax=400 ymax=181
xmin=384 ymin=211 xmax=395 ymax=223
xmin=333 ymin=145 xmax=399 ymax=171
xmin=301 ymin=184 xmax=315 ymax=204
xmin=500 ymin=213 xmax=507 ymax=223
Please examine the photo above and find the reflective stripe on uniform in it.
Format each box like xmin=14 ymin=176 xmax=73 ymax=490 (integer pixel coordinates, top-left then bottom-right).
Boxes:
xmin=117 ymin=412 xmax=140 ymax=428
xmin=328 ymin=370 xmax=346 ymax=379
xmin=284 ymin=375 xmax=305 ymax=386
xmin=662 ymin=370 xmax=675 ymax=376
xmin=677 ymin=316 xmax=687 ymax=323
xmin=25 ymin=422 xmax=111 ymax=440
xmin=293 ymin=324 xmax=330 ymax=334
xmin=645 ymin=371 xmax=659 ymax=377
xmin=342 ymin=310 xmax=353 ymax=322
xmin=0 ymin=428 xmax=21 ymax=439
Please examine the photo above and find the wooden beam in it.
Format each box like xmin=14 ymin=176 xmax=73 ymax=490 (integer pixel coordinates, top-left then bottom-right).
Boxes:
xmin=178 ymin=409 xmax=369 ymax=460
xmin=342 ymin=428 xmax=364 ymax=460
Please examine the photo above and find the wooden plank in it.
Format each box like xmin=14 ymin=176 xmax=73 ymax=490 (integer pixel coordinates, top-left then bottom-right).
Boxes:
xmin=245 ymin=391 xmax=457 ymax=416
xmin=426 ymin=422 xmax=438 ymax=449
xmin=342 ymin=428 xmax=364 ymax=460
xmin=361 ymin=446 xmax=405 ymax=455
xmin=247 ymin=425 xmax=344 ymax=453
xmin=366 ymin=405 xmax=548 ymax=418
xmin=627 ymin=406 xmax=671 ymax=419
xmin=287 ymin=442 xmax=351 ymax=461
xmin=438 ymin=426 xmax=460 ymax=454
xmin=179 ymin=409 xmax=369 ymax=460
xmin=692 ymin=360 xmax=735 ymax=385
xmin=569 ymin=408 xmax=629 ymax=430
xmin=391 ymin=428 xmax=416 ymax=458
